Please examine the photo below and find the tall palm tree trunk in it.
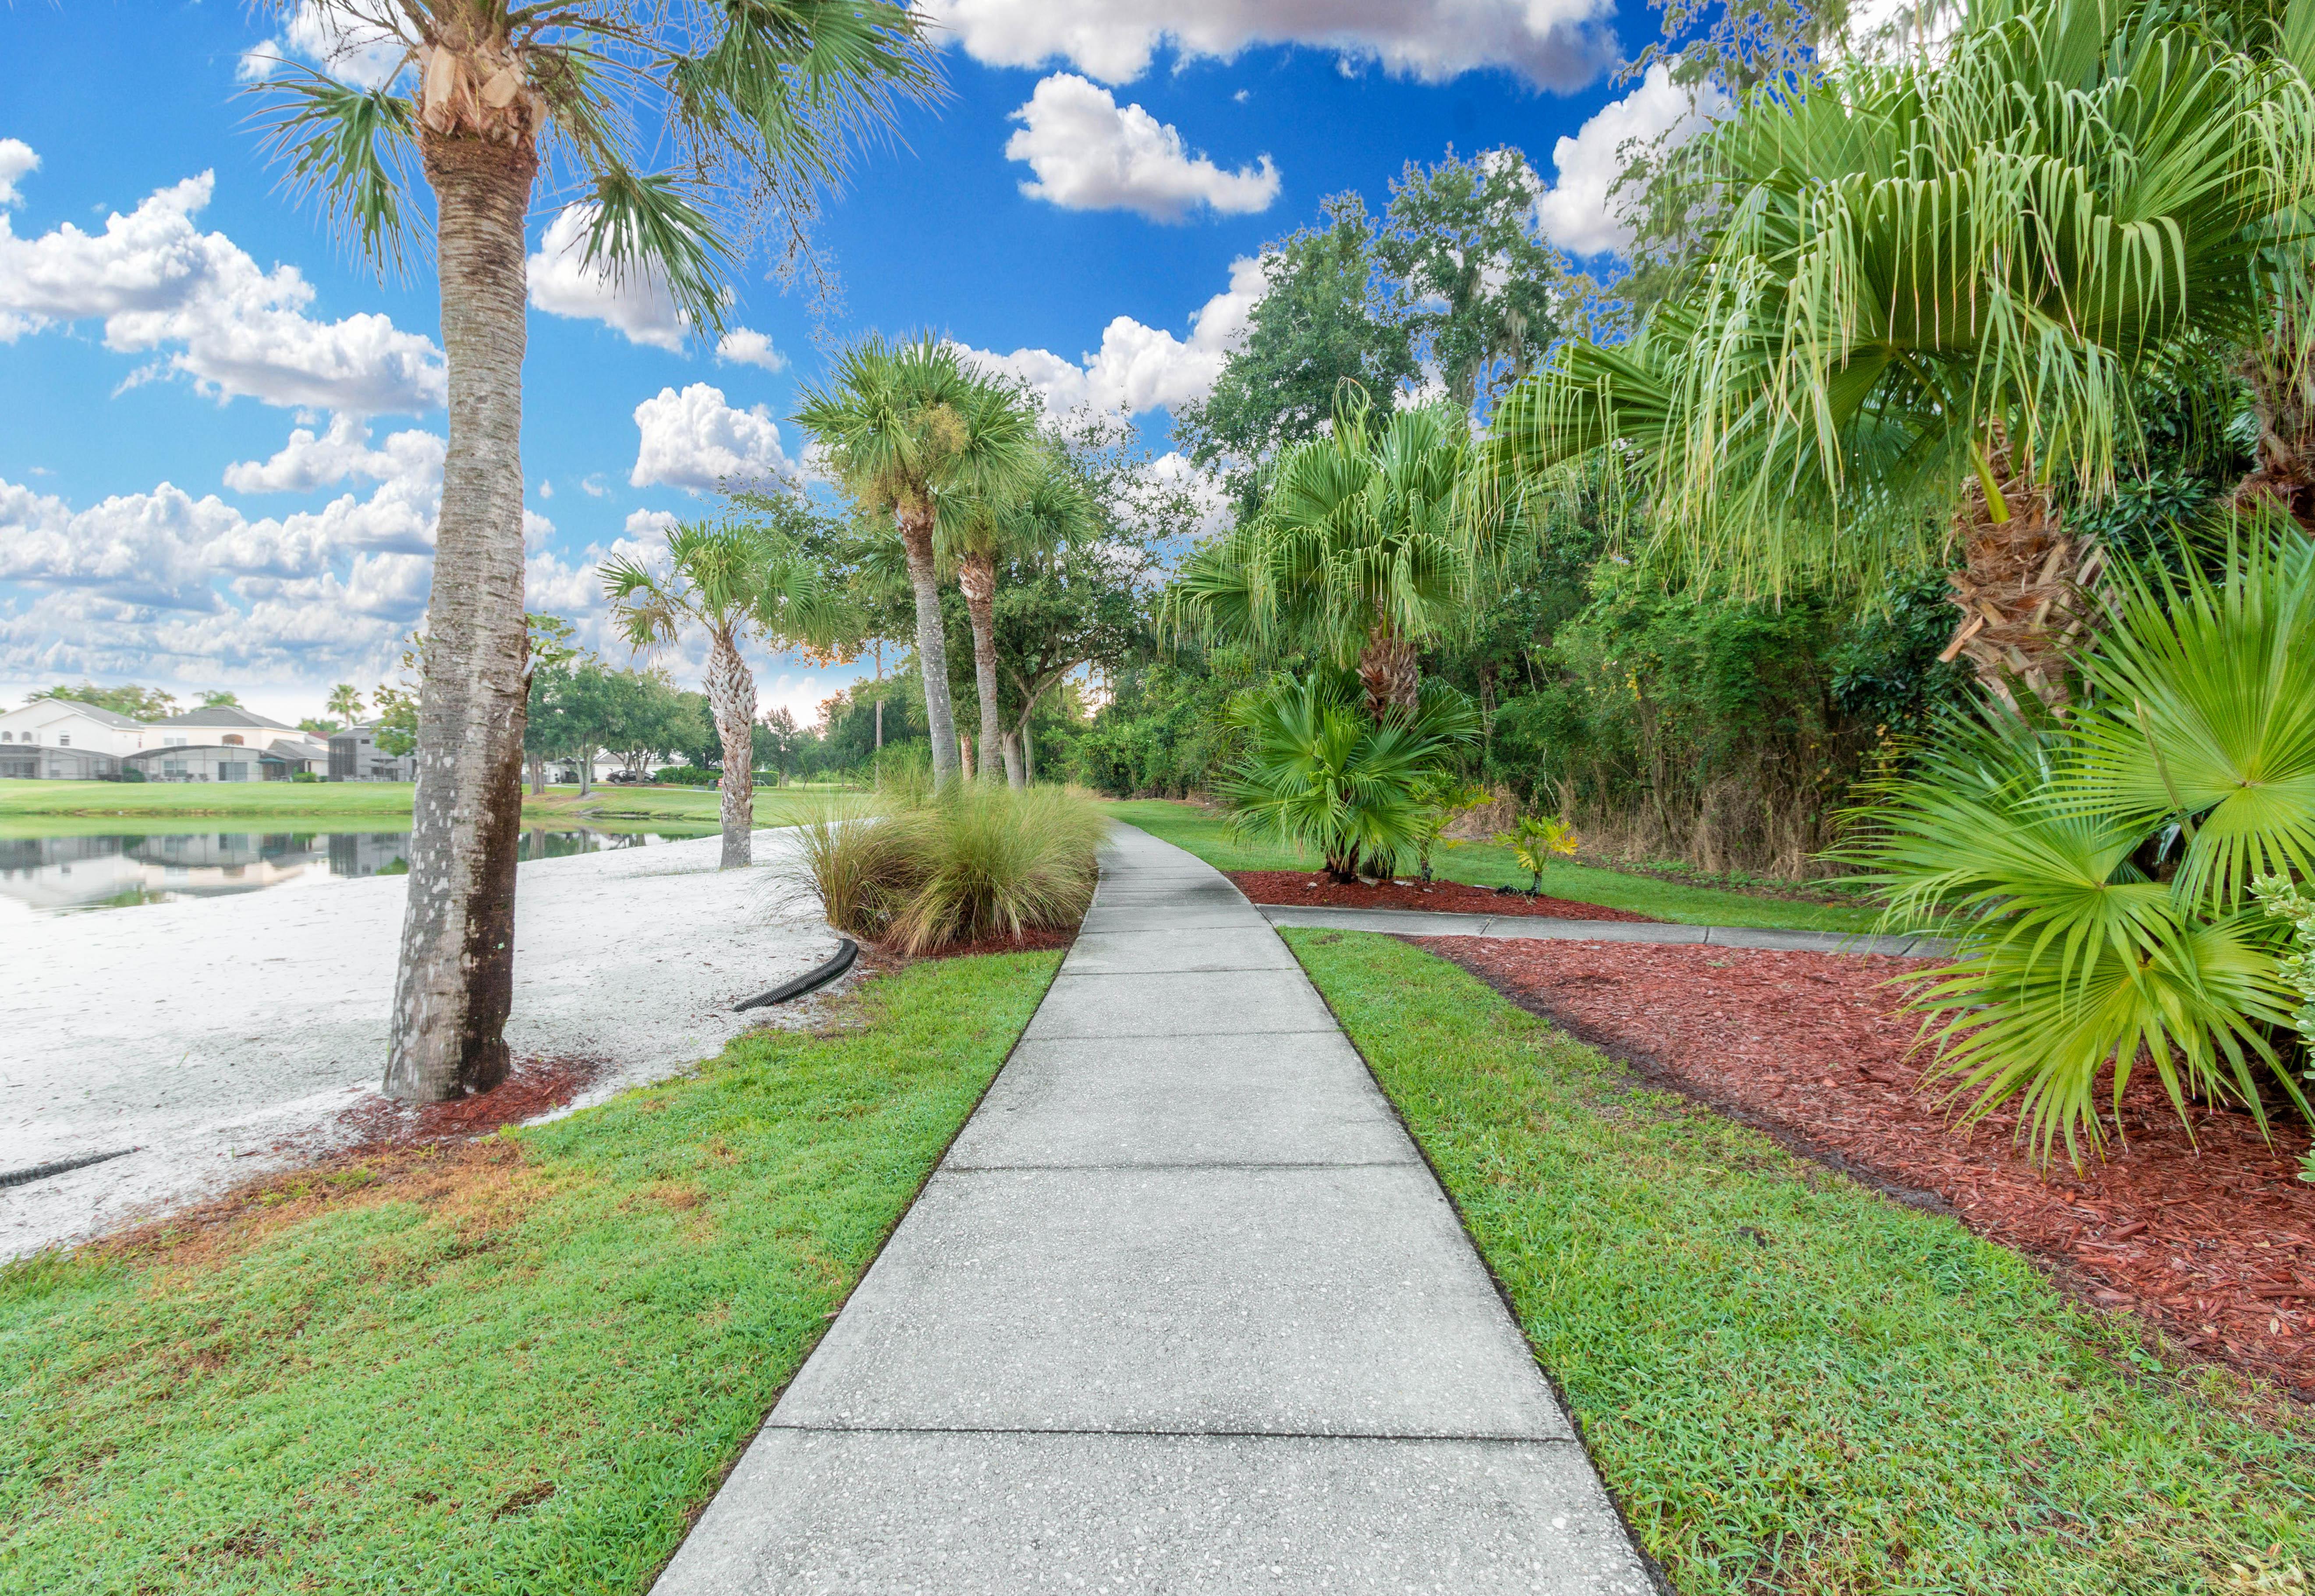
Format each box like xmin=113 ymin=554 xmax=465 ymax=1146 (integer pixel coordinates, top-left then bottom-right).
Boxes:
xmin=705 ymin=629 xmax=756 ymax=868
xmin=385 ymin=133 xmax=536 ymax=1104
xmin=1939 ymin=447 xmax=2105 ymax=714
xmin=958 ymin=551 xmax=1007 ymax=784
xmin=900 ymin=512 xmax=960 ymax=786
xmin=1356 ymin=619 xmax=1421 ymax=720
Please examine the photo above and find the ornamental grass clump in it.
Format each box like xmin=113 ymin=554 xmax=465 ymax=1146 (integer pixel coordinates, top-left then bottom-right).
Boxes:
xmin=791 ymin=786 xmax=1105 ymax=954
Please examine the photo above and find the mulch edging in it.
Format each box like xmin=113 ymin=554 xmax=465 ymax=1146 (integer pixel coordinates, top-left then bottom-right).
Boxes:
xmin=335 ymin=1055 xmax=614 ymax=1151
xmin=1229 ymin=870 xmax=1654 ymax=922
xmin=1421 ymin=934 xmax=2315 ymax=1396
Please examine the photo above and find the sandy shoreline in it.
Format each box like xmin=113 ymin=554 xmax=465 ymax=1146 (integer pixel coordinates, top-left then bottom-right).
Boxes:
xmin=0 ymin=830 xmax=842 ymax=1258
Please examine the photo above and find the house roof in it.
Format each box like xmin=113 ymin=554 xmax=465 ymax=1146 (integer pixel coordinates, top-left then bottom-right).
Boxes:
xmin=2 ymin=699 xmax=146 ymax=729
xmin=126 ymin=744 xmax=272 ymax=762
xmin=157 ymin=705 xmax=293 ymax=731
xmin=264 ymin=738 xmax=326 ymax=760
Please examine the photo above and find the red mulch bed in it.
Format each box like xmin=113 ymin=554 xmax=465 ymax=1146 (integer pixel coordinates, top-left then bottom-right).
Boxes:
xmin=1426 ymin=935 xmax=2315 ymax=1394
xmin=1229 ymin=870 xmax=1653 ymax=922
xmin=334 ymin=1055 xmax=613 ymax=1151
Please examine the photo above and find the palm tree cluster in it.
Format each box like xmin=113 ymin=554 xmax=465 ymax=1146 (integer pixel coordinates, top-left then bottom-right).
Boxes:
xmin=794 ymin=336 xmax=1100 ymax=789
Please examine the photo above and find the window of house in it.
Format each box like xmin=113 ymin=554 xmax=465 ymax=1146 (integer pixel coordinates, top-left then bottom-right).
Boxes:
xmin=165 ymin=736 xmax=187 ymax=747
xmin=57 ymin=735 xmax=69 ymax=746
xmin=0 ymin=731 xmax=11 ymax=741
xmin=222 ymin=734 xmax=243 ymax=746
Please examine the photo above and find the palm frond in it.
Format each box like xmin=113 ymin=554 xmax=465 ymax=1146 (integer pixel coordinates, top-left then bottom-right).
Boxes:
xmin=580 ymin=167 xmax=733 ymax=339
xmin=249 ymin=61 xmax=421 ymax=275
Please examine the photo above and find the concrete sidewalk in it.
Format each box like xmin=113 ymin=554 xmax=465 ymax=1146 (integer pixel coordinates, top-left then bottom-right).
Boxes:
xmin=651 ymin=823 xmax=1655 ymax=1594
xmin=1256 ymin=901 xmax=1953 ymax=958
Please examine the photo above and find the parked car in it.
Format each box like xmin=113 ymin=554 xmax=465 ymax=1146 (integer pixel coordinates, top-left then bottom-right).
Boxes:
xmin=606 ymin=769 xmax=645 ymax=784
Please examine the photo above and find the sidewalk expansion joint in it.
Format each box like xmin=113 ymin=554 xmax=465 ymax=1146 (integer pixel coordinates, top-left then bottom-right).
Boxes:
xmin=937 ymin=1159 xmax=1419 ymax=1174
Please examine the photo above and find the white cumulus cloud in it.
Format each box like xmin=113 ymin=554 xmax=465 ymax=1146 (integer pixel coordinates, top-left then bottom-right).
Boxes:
xmin=528 ymin=205 xmax=688 ymax=352
xmin=239 ymin=3 xmax=407 ymax=88
xmin=714 ymin=326 xmax=787 ymax=371
xmin=630 ymin=383 xmax=794 ymax=492
xmin=954 ymin=254 xmax=1265 ymax=418
xmin=921 ymin=0 xmax=1614 ymax=90
xmin=1006 ymin=74 xmax=1280 ymax=222
xmin=1532 ymin=64 xmax=1728 ymax=258
xmin=0 ymin=163 xmax=446 ymax=414
xmin=0 ymin=140 xmax=36 ymax=207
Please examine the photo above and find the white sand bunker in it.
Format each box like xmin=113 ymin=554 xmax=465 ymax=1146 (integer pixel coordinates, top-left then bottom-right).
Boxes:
xmin=0 ymin=830 xmax=841 ymax=1259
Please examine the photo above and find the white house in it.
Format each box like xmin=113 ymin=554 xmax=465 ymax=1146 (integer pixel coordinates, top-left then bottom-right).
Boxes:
xmin=0 ymin=700 xmax=154 ymax=779
xmin=121 ymin=705 xmax=329 ymax=784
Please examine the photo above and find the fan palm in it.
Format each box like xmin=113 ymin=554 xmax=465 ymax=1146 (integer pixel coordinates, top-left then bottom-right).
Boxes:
xmin=1485 ymin=0 xmax=2315 ymax=710
xmin=325 ymin=684 xmax=365 ymax=724
xmin=1846 ymin=526 xmax=2315 ymax=1163
xmin=1218 ymin=674 xmax=1481 ymax=883
xmin=246 ymin=1 xmax=936 ymax=1102
xmin=794 ymin=337 xmax=1042 ymax=786
xmin=603 ymin=521 xmax=844 ymax=869
xmin=945 ymin=444 xmax=1099 ymax=786
xmin=1172 ymin=396 xmax=1508 ymax=720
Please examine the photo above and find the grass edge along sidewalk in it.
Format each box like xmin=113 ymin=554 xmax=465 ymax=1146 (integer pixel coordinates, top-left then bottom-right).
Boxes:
xmin=1282 ymin=927 xmax=2315 ymax=1596
xmin=1101 ymin=798 xmax=1889 ymax=934
xmin=0 ymin=949 xmax=1060 ymax=1596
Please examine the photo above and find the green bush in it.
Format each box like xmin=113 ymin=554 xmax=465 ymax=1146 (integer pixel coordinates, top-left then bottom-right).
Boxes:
xmin=1216 ymin=673 xmax=1478 ymax=883
xmin=790 ymin=784 xmax=1106 ymax=954
xmin=1846 ymin=527 xmax=2315 ymax=1162
xmin=652 ymin=765 xmax=720 ymax=786
xmin=290 ymin=770 xmax=323 ymax=783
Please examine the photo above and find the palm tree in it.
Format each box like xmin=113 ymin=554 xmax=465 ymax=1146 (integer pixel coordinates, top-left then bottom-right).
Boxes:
xmin=1485 ymin=0 xmax=2315 ymax=711
xmin=946 ymin=443 xmax=1099 ymax=785
xmin=603 ymin=521 xmax=843 ymax=869
xmin=248 ymin=2 xmax=936 ymax=1101
xmin=326 ymin=683 xmax=366 ymax=724
xmin=794 ymin=337 xmax=1042 ymax=785
xmin=1171 ymin=394 xmax=1506 ymax=720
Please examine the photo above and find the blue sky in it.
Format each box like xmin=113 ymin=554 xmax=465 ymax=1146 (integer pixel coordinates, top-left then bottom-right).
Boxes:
xmin=0 ymin=0 xmax=1683 ymax=726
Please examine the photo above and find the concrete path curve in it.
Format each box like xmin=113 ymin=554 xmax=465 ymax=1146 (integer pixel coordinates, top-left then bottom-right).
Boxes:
xmin=651 ymin=823 xmax=1656 ymax=1594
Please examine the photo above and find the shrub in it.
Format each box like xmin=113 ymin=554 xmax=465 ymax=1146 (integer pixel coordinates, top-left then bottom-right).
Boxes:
xmin=1495 ymin=813 xmax=1579 ymax=893
xmin=1216 ymin=674 xmax=1479 ymax=883
xmin=1845 ymin=527 xmax=2315 ymax=1163
xmin=790 ymin=784 xmax=1105 ymax=954
xmin=290 ymin=770 xmax=324 ymax=783
xmin=652 ymin=765 xmax=720 ymax=786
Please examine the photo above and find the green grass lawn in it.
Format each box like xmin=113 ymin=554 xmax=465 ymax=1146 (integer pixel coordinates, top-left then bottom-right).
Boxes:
xmin=1102 ymin=798 xmax=1891 ymax=933
xmin=0 ymin=950 xmax=1058 ymax=1596
xmin=0 ymin=780 xmax=861 ymax=832
xmin=1285 ymin=927 xmax=2315 ymax=1594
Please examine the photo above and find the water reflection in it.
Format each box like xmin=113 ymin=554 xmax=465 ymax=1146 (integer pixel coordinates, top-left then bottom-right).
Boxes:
xmin=0 ymin=829 xmax=696 ymax=916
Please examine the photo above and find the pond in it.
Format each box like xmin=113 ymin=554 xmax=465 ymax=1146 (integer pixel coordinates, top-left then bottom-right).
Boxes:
xmin=0 ymin=827 xmax=713 ymax=919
